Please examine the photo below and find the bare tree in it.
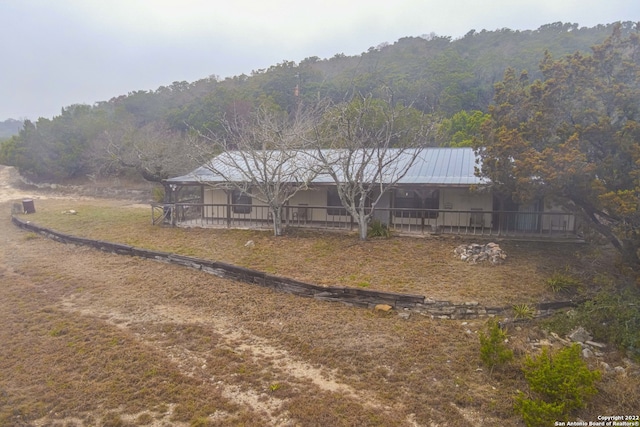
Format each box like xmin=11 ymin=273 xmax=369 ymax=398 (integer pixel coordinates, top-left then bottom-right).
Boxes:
xmin=195 ymin=104 xmax=321 ymax=236
xmin=310 ymin=95 xmax=433 ymax=240
xmin=100 ymin=120 xmax=198 ymax=183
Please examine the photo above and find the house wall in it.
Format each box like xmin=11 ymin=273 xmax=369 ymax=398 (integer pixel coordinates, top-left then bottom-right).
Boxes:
xmin=288 ymin=187 xmax=333 ymax=222
xmin=196 ymin=186 xmax=575 ymax=234
xmin=203 ymin=187 xmax=340 ymax=222
xmin=392 ymin=187 xmax=493 ymax=228
xmin=203 ymin=188 xmax=228 ymax=218
xmin=372 ymin=192 xmax=392 ymax=225
xmin=203 ymin=188 xmax=224 ymax=205
xmin=442 ymin=188 xmax=493 ymax=227
xmin=203 ymin=186 xmax=495 ymax=227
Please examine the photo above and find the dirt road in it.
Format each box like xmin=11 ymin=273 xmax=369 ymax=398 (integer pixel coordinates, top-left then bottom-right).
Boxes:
xmin=0 ymin=165 xmax=34 ymax=203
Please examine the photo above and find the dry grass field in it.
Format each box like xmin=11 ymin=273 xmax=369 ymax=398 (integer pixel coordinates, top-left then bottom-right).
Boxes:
xmin=21 ymin=198 xmax=609 ymax=307
xmin=0 ymin=178 xmax=637 ymax=426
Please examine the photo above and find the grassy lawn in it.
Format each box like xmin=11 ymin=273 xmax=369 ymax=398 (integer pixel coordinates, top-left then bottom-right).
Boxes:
xmin=26 ymin=198 xmax=605 ymax=307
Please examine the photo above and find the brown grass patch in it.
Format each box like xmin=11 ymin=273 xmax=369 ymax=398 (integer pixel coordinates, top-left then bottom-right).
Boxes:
xmin=1 ymin=197 xmax=636 ymax=426
xmin=22 ymin=198 xmax=610 ymax=306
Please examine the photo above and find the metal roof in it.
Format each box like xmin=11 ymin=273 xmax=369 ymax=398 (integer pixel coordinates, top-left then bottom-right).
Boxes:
xmin=166 ymin=147 xmax=486 ymax=186
xmin=400 ymin=147 xmax=483 ymax=185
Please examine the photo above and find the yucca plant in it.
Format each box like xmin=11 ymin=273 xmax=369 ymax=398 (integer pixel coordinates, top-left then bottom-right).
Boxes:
xmin=513 ymin=303 xmax=535 ymax=320
xmin=546 ymin=271 xmax=581 ymax=294
xmin=367 ymin=219 xmax=391 ymax=238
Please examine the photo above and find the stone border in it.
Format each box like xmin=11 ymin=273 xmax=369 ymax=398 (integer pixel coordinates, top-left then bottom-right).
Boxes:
xmin=11 ymin=215 xmax=581 ymax=319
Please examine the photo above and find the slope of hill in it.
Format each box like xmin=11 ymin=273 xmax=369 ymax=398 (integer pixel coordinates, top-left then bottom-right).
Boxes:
xmin=0 ymin=21 xmax=635 ymax=182
xmin=0 ymin=118 xmax=23 ymax=139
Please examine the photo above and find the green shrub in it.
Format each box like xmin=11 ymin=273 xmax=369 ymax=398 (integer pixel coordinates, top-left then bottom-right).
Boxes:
xmin=544 ymin=288 xmax=640 ymax=361
xmin=546 ymin=271 xmax=581 ymax=293
xmin=479 ymin=318 xmax=513 ymax=370
xmin=513 ymin=303 xmax=535 ymax=320
xmin=514 ymin=344 xmax=600 ymax=426
xmin=577 ymin=289 xmax=640 ymax=360
xmin=152 ymin=186 xmax=165 ymax=203
xmin=367 ymin=219 xmax=391 ymax=238
xmin=513 ymin=394 xmax=565 ymax=427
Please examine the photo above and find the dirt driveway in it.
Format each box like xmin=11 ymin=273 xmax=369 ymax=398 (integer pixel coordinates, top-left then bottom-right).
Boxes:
xmin=2 ymin=166 xmax=516 ymax=426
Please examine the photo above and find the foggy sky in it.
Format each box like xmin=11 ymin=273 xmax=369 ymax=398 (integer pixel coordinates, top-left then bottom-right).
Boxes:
xmin=1 ymin=0 xmax=638 ymax=120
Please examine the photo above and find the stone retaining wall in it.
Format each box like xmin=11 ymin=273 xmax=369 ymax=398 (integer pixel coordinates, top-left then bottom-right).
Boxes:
xmin=11 ymin=215 xmax=580 ymax=319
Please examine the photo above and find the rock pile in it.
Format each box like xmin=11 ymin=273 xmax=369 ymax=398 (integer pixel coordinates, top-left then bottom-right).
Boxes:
xmin=454 ymin=242 xmax=506 ymax=265
xmin=527 ymin=327 xmax=637 ymax=376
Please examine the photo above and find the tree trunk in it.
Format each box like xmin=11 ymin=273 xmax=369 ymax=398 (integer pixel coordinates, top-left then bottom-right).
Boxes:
xmin=358 ymin=212 xmax=368 ymax=240
xmin=620 ymin=238 xmax=640 ymax=269
xmin=271 ymin=206 xmax=283 ymax=237
xmin=138 ymin=167 xmax=165 ymax=183
xmin=572 ymin=197 xmax=640 ymax=270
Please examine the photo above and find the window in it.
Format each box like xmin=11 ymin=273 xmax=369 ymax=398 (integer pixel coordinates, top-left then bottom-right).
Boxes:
xmin=326 ymin=188 xmax=347 ymax=216
xmin=394 ymin=189 xmax=439 ymax=218
xmin=232 ymin=190 xmax=252 ymax=214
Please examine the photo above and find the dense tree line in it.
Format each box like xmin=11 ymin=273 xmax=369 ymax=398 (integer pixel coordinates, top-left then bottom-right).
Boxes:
xmin=1 ymin=22 xmax=633 ymax=182
xmin=0 ymin=119 xmax=23 ymax=139
xmin=477 ymin=24 xmax=640 ymax=267
xmin=2 ymin=21 xmax=640 ymax=269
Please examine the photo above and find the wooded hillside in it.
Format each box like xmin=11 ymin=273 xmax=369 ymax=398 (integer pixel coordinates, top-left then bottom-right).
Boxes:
xmin=0 ymin=21 xmax=636 ymax=181
xmin=0 ymin=119 xmax=23 ymax=139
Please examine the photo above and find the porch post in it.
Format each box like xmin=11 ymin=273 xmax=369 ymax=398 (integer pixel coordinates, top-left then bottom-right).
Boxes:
xmin=226 ymin=190 xmax=231 ymax=228
xmin=285 ymin=201 xmax=290 ymax=227
xmin=162 ymin=183 xmax=177 ymax=226
xmin=162 ymin=183 xmax=172 ymax=203
xmin=171 ymin=185 xmax=180 ymax=226
xmin=200 ymin=185 xmax=205 ymax=219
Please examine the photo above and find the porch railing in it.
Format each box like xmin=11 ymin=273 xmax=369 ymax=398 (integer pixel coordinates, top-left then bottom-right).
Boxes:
xmin=151 ymin=202 xmax=578 ymax=239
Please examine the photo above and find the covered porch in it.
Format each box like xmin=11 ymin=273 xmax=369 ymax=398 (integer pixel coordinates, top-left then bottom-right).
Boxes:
xmin=151 ymin=200 xmax=579 ymax=240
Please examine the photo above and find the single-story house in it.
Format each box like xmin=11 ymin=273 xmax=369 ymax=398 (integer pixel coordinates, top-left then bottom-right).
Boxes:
xmin=160 ymin=147 xmax=577 ymax=237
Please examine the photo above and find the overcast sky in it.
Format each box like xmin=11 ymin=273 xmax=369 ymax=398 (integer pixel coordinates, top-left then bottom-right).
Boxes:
xmin=1 ymin=0 xmax=638 ymax=121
